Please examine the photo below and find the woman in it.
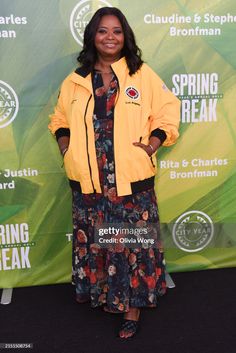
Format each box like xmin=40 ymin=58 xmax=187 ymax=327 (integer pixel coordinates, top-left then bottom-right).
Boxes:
xmin=49 ymin=7 xmax=180 ymax=339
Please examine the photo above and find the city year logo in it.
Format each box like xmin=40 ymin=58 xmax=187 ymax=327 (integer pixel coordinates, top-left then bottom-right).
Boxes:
xmin=125 ymin=86 xmax=140 ymax=100
xmin=0 ymin=80 xmax=19 ymax=128
xmin=70 ymin=0 xmax=112 ymax=46
xmin=172 ymin=210 xmax=214 ymax=252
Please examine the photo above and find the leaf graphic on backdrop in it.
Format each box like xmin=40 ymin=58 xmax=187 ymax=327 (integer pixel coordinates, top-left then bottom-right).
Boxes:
xmin=12 ymin=54 xmax=77 ymax=154
xmin=0 ymin=205 xmax=25 ymax=224
xmin=167 ymin=253 xmax=216 ymax=271
xmin=0 ymin=174 xmax=39 ymax=209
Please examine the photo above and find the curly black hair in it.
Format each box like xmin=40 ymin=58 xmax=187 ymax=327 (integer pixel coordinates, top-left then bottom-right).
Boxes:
xmin=77 ymin=7 xmax=143 ymax=75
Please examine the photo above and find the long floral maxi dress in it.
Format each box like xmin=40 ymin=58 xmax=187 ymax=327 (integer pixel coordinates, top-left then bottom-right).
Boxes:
xmin=72 ymin=71 xmax=166 ymax=312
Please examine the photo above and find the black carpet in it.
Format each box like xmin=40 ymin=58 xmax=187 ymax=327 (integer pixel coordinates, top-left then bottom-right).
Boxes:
xmin=1 ymin=268 xmax=236 ymax=353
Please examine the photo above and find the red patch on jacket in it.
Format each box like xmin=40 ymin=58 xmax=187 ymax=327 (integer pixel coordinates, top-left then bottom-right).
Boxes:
xmin=125 ymin=86 xmax=140 ymax=100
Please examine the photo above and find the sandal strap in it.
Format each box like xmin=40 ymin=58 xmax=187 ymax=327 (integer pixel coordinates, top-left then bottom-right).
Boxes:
xmin=120 ymin=319 xmax=139 ymax=334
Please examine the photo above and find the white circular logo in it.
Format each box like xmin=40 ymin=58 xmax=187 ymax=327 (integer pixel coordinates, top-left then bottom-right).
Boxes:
xmin=70 ymin=0 xmax=112 ymax=46
xmin=172 ymin=211 xmax=214 ymax=252
xmin=0 ymin=80 xmax=19 ymax=128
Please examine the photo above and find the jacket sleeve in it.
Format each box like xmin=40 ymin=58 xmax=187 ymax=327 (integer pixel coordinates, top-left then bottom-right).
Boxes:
xmin=148 ymin=68 xmax=180 ymax=146
xmin=48 ymin=79 xmax=70 ymax=137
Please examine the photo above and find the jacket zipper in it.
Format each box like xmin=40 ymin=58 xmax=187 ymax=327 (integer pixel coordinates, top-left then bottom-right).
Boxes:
xmin=113 ymin=84 xmax=120 ymax=195
xmin=150 ymin=155 xmax=155 ymax=168
xmin=83 ymin=94 xmax=96 ymax=193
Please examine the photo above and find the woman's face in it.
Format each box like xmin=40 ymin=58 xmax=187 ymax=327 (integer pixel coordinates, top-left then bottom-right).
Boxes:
xmin=94 ymin=15 xmax=124 ymax=60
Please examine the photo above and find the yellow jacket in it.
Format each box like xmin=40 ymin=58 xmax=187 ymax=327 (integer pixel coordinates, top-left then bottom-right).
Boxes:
xmin=48 ymin=57 xmax=180 ymax=196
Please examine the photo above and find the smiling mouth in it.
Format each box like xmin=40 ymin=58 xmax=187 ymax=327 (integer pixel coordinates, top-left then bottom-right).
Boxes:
xmin=104 ymin=43 xmax=116 ymax=48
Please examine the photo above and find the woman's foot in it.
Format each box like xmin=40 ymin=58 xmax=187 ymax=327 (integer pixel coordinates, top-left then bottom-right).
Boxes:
xmin=118 ymin=308 xmax=140 ymax=339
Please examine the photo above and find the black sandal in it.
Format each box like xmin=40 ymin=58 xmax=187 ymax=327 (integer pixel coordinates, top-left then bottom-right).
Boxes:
xmin=118 ymin=319 xmax=139 ymax=339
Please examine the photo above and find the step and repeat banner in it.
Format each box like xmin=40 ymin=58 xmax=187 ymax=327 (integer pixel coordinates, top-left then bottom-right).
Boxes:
xmin=0 ymin=0 xmax=236 ymax=288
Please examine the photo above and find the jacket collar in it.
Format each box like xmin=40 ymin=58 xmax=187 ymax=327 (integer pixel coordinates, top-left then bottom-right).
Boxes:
xmin=111 ymin=57 xmax=128 ymax=77
xmin=74 ymin=66 xmax=91 ymax=78
xmin=70 ymin=57 xmax=129 ymax=87
xmin=70 ymin=67 xmax=92 ymax=92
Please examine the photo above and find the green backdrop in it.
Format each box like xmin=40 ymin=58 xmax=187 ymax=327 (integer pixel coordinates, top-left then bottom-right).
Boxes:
xmin=0 ymin=0 xmax=235 ymax=288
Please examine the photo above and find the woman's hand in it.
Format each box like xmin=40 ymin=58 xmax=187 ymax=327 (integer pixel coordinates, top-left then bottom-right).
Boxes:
xmin=58 ymin=136 xmax=70 ymax=157
xmin=133 ymin=136 xmax=162 ymax=156
xmin=133 ymin=142 xmax=154 ymax=156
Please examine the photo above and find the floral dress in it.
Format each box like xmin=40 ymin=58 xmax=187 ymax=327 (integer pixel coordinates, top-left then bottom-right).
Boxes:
xmin=72 ymin=71 xmax=166 ymax=312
